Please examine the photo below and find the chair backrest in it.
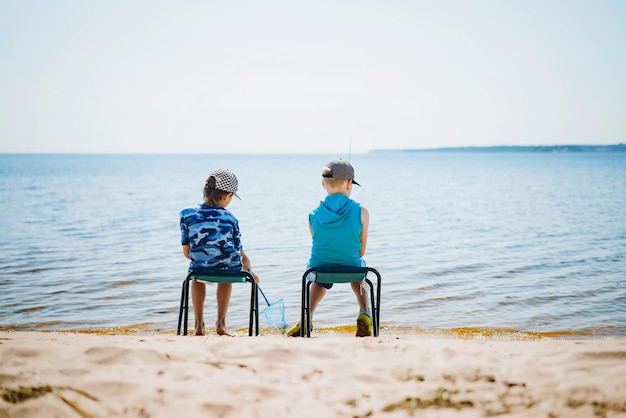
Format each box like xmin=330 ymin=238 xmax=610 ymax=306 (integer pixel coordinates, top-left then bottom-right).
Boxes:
xmin=189 ymin=269 xmax=252 ymax=284
xmin=310 ymin=266 xmax=368 ymax=284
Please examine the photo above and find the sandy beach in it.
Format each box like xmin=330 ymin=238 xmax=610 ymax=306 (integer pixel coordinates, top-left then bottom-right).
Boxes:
xmin=1 ymin=331 xmax=625 ymax=418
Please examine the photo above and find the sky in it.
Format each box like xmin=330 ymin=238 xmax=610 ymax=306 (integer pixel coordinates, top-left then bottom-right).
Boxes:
xmin=0 ymin=1 xmax=624 ymax=154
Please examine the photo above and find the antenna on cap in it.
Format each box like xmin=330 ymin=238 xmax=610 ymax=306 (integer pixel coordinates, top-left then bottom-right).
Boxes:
xmin=348 ymin=133 xmax=352 ymax=162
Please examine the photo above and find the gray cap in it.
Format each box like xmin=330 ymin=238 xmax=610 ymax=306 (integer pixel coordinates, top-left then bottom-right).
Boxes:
xmin=211 ymin=168 xmax=240 ymax=199
xmin=321 ymin=159 xmax=360 ymax=186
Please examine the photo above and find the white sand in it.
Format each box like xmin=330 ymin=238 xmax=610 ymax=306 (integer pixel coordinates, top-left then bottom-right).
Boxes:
xmin=1 ymin=331 xmax=625 ymax=417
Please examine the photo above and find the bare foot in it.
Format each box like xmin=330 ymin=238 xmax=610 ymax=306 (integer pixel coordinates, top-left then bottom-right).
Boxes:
xmin=194 ymin=320 xmax=205 ymax=336
xmin=216 ymin=326 xmax=234 ymax=337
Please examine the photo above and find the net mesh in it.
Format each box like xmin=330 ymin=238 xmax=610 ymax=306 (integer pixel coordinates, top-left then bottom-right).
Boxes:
xmin=261 ymin=298 xmax=288 ymax=329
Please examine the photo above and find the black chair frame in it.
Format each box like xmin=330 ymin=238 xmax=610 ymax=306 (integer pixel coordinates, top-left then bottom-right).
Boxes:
xmin=300 ymin=266 xmax=381 ymax=337
xmin=177 ymin=269 xmax=259 ymax=336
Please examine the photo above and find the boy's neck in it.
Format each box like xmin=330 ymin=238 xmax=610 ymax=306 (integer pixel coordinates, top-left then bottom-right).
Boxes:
xmin=322 ymin=178 xmax=352 ymax=197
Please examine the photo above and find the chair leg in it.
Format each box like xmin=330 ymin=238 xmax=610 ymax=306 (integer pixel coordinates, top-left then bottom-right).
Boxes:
xmin=248 ymin=282 xmax=254 ymax=336
xmin=368 ymin=269 xmax=382 ymax=337
xmin=254 ymin=283 xmax=259 ymax=336
xmin=372 ymin=292 xmax=378 ymax=337
xmin=248 ymin=282 xmax=259 ymax=336
xmin=183 ymin=278 xmax=190 ymax=335
xmin=177 ymin=279 xmax=187 ymax=335
xmin=305 ymin=282 xmax=314 ymax=337
xmin=371 ymin=282 xmax=378 ymax=337
xmin=376 ymin=283 xmax=380 ymax=337
xmin=300 ymin=276 xmax=307 ymax=337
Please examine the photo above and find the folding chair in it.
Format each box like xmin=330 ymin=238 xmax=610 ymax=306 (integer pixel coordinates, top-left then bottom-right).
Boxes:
xmin=300 ymin=266 xmax=381 ymax=337
xmin=177 ymin=269 xmax=259 ymax=336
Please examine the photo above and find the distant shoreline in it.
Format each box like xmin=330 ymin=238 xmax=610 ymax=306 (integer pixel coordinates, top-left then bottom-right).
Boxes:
xmin=370 ymin=144 xmax=626 ymax=153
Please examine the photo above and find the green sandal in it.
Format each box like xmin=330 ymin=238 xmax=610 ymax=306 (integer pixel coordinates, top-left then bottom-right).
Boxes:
xmin=356 ymin=312 xmax=373 ymax=337
xmin=286 ymin=322 xmax=313 ymax=337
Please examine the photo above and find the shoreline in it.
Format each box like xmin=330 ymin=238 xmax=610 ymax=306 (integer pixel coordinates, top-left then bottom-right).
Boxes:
xmin=1 ymin=331 xmax=625 ymax=417
xmin=2 ymin=324 xmax=623 ymax=340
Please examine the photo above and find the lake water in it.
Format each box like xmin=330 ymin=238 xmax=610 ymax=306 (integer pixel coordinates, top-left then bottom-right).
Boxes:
xmin=0 ymin=152 xmax=624 ymax=337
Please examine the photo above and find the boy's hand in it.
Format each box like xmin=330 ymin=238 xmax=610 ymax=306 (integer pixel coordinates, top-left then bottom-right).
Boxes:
xmin=248 ymin=269 xmax=260 ymax=284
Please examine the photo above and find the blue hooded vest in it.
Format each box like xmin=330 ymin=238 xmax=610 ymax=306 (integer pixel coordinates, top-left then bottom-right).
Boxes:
xmin=308 ymin=194 xmax=363 ymax=268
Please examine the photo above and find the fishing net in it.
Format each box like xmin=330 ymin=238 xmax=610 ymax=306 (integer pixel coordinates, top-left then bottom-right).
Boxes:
xmin=259 ymin=287 xmax=288 ymax=329
xmin=261 ymin=298 xmax=288 ymax=329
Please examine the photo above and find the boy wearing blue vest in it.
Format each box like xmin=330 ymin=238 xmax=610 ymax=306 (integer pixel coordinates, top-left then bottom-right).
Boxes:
xmin=288 ymin=159 xmax=372 ymax=337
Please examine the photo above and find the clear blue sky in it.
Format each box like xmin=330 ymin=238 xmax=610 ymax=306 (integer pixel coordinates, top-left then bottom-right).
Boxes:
xmin=1 ymin=1 xmax=624 ymax=154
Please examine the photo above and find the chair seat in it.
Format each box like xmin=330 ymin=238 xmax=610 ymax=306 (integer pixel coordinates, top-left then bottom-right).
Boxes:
xmin=301 ymin=266 xmax=381 ymax=337
xmin=190 ymin=269 xmax=251 ymax=283
xmin=177 ymin=269 xmax=259 ymax=336
xmin=310 ymin=266 xmax=369 ymax=284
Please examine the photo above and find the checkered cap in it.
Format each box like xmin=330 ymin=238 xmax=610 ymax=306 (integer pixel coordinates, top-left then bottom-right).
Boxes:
xmin=211 ymin=168 xmax=240 ymax=199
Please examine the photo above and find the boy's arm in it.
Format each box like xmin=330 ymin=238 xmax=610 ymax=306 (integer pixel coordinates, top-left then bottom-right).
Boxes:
xmin=360 ymin=207 xmax=369 ymax=257
xmin=241 ymin=249 xmax=260 ymax=283
xmin=182 ymin=245 xmax=191 ymax=259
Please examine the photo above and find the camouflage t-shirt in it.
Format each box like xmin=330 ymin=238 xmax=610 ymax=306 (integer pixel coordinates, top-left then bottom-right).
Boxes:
xmin=180 ymin=204 xmax=242 ymax=271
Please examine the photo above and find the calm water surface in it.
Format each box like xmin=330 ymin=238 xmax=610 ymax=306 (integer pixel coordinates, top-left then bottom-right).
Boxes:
xmin=0 ymin=152 xmax=624 ymax=337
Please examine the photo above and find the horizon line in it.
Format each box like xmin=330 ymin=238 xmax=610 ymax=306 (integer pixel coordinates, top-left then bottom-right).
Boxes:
xmin=1 ymin=143 xmax=625 ymax=156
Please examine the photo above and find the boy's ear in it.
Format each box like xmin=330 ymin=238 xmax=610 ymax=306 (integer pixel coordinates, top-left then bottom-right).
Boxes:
xmin=321 ymin=180 xmax=327 ymax=190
